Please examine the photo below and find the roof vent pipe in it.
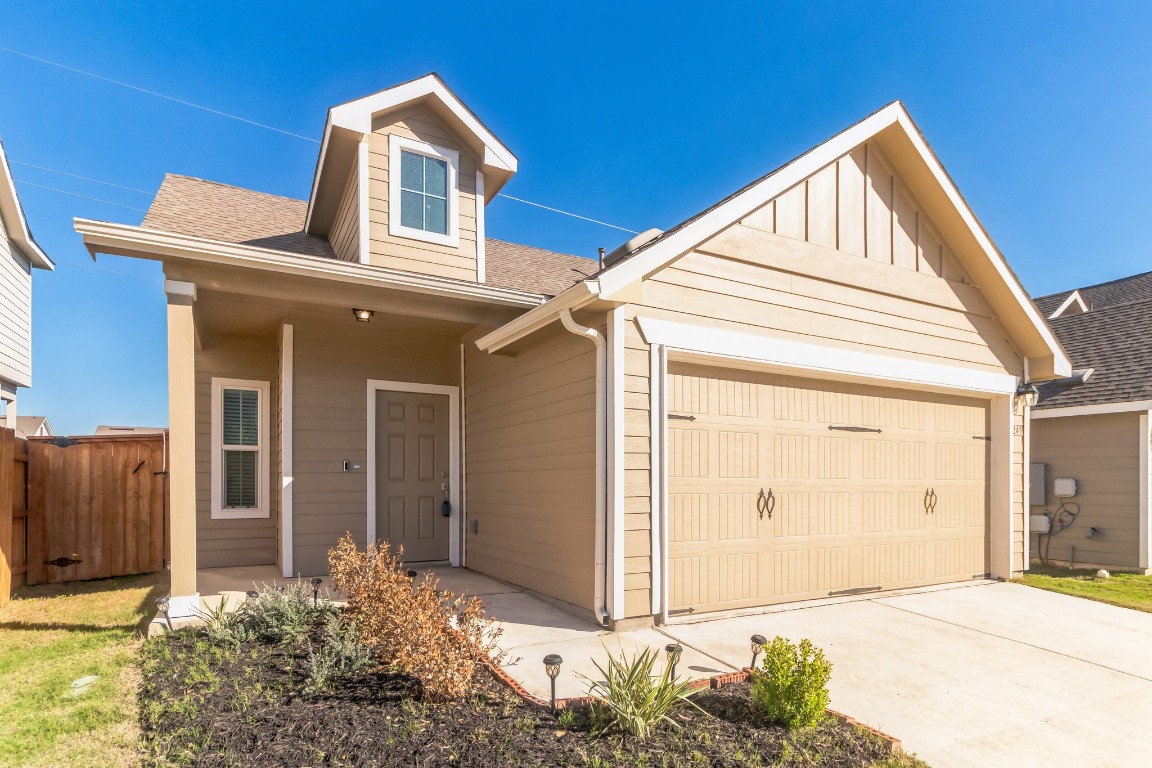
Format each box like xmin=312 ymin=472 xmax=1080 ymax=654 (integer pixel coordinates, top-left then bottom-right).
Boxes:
xmin=602 ymin=228 xmax=663 ymax=268
xmin=558 ymin=308 xmax=610 ymax=627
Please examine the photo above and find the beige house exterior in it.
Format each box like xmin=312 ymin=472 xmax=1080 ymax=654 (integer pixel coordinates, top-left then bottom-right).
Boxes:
xmin=78 ymin=75 xmax=1068 ymax=625
xmin=0 ymin=140 xmax=54 ymax=426
xmin=1029 ymin=275 xmax=1152 ymax=574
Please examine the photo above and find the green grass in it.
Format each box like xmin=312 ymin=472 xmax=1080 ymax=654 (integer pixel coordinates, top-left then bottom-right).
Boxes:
xmin=0 ymin=572 xmax=167 ymax=768
xmin=1016 ymin=564 xmax=1152 ymax=613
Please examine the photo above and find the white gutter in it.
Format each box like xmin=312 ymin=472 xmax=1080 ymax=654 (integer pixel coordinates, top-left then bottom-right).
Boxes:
xmin=74 ymin=219 xmax=545 ymax=309
xmin=475 ymin=280 xmax=600 ymax=352
xmin=559 ymin=308 xmax=610 ymax=626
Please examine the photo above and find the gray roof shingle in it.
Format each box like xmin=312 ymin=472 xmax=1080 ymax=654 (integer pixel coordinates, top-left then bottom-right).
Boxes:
xmin=1034 ymin=273 xmax=1152 ymax=408
xmin=141 ymin=174 xmax=595 ymax=297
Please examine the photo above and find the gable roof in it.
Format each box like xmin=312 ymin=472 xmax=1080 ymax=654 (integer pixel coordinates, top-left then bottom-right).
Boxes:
xmin=13 ymin=415 xmax=51 ymax=439
xmin=1033 ymin=270 xmax=1152 ymax=317
xmin=1033 ymin=271 xmax=1152 ymax=409
xmin=306 ymin=73 xmax=517 ymax=234
xmin=0 ymin=140 xmax=53 ymax=270
xmin=140 ymin=174 xmax=593 ymax=297
xmin=480 ymin=102 xmax=1071 ymax=380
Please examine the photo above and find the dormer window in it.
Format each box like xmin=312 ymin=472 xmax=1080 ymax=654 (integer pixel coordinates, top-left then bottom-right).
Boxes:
xmin=389 ymin=134 xmax=459 ymax=247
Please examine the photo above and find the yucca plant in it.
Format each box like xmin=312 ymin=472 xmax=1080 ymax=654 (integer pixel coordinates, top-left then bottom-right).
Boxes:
xmin=581 ymin=645 xmax=702 ymax=739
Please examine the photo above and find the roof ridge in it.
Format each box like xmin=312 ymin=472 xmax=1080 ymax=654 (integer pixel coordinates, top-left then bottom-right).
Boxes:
xmin=162 ymin=174 xmax=311 ymax=205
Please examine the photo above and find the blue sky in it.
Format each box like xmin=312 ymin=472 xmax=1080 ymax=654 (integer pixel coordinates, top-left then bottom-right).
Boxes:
xmin=2 ymin=2 xmax=1150 ymax=434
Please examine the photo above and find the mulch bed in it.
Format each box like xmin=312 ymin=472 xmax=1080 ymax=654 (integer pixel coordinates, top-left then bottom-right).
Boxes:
xmin=139 ymin=628 xmax=914 ymax=767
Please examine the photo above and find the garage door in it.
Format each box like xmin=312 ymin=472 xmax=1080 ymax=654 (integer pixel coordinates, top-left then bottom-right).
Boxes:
xmin=666 ymin=363 xmax=989 ymax=615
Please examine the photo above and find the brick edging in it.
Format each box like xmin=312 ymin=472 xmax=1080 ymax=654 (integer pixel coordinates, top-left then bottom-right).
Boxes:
xmin=483 ymin=660 xmax=902 ymax=753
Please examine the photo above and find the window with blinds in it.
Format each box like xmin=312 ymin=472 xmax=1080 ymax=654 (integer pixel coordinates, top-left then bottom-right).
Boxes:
xmin=221 ymin=387 xmax=260 ymax=510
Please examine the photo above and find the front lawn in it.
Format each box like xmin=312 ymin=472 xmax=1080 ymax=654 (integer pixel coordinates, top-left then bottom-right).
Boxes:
xmin=140 ymin=626 xmax=922 ymax=767
xmin=1017 ymin=564 xmax=1152 ymax=613
xmin=0 ymin=571 xmax=167 ymax=767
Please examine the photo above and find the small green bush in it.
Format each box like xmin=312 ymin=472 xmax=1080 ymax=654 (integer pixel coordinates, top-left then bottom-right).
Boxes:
xmin=750 ymin=636 xmax=832 ymax=728
xmin=305 ymin=613 xmax=375 ymax=693
xmin=193 ymin=596 xmax=252 ymax=651
xmin=235 ymin=580 xmax=334 ymax=645
xmin=582 ymin=646 xmax=701 ymax=739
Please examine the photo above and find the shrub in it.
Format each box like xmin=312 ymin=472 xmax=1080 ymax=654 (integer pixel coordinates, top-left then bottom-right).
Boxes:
xmin=582 ymin=645 xmax=701 ymax=739
xmin=235 ymin=579 xmax=333 ymax=645
xmin=750 ymin=636 xmax=832 ymax=728
xmin=327 ymin=533 xmax=502 ymax=701
xmin=305 ymin=612 xmax=375 ymax=693
xmin=193 ymin=596 xmax=252 ymax=651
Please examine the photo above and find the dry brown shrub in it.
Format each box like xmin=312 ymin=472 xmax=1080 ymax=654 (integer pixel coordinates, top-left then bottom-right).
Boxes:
xmin=327 ymin=533 xmax=503 ymax=701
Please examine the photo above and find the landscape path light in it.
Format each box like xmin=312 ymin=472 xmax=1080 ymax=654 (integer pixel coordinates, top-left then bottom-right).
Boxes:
xmin=750 ymin=634 xmax=767 ymax=669
xmin=310 ymin=577 xmax=323 ymax=608
xmin=155 ymin=596 xmax=171 ymax=631
xmin=543 ymin=654 xmax=563 ymax=714
xmin=665 ymin=642 xmax=683 ymax=680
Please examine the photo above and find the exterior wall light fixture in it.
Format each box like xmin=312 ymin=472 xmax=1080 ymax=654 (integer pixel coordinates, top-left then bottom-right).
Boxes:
xmin=352 ymin=308 xmax=375 ymax=323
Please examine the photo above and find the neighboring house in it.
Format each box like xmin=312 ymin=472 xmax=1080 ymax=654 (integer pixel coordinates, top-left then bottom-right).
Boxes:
xmin=1030 ymin=273 xmax=1152 ymax=573
xmin=76 ymin=74 xmax=1068 ymax=624
xmin=95 ymin=425 xmax=167 ymax=435
xmin=13 ymin=414 xmax=52 ymax=439
xmin=0 ymin=140 xmax=54 ymax=428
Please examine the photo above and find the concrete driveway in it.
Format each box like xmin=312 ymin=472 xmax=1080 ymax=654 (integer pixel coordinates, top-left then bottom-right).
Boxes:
xmin=492 ymin=579 xmax=1152 ymax=768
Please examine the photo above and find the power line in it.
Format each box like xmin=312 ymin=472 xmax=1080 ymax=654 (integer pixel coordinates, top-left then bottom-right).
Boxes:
xmin=496 ymin=194 xmax=638 ymax=234
xmin=11 ymin=160 xmax=152 ymax=194
xmin=14 ymin=179 xmax=148 ymax=212
xmin=0 ymin=46 xmax=639 ymax=235
xmin=0 ymin=45 xmax=318 ymax=143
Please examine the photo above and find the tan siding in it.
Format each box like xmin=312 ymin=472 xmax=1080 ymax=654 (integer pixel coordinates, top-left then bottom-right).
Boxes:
xmin=622 ymin=315 xmax=652 ymax=615
xmin=330 ymin=162 xmax=359 ymax=263
xmin=291 ymin=315 xmax=461 ymax=575
xmin=1030 ymin=413 xmax=1143 ymax=569
xmin=195 ymin=334 xmax=279 ymax=568
xmin=366 ymin=105 xmax=479 ymax=282
xmin=0 ymin=212 xmax=32 ymax=388
xmin=465 ymin=324 xmax=596 ymax=612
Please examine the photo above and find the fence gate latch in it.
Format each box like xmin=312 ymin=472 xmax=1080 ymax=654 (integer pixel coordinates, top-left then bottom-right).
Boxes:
xmin=45 ymin=556 xmax=82 ymax=568
xmin=44 ymin=436 xmax=81 ymax=448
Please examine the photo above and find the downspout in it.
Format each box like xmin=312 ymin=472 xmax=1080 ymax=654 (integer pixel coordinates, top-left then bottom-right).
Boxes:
xmin=559 ymin=308 xmax=610 ymax=626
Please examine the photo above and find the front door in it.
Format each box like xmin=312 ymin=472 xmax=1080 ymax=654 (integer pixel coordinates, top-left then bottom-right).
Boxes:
xmin=374 ymin=390 xmax=451 ymax=562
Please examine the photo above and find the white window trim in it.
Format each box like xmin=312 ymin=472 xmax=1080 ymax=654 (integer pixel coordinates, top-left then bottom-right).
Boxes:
xmin=211 ymin=377 xmax=271 ymax=520
xmin=388 ymin=134 xmax=460 ymax=248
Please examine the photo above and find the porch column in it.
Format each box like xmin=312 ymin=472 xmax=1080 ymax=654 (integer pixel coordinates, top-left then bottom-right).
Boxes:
xmin=165 ymin=280 xmax=199 ymax=614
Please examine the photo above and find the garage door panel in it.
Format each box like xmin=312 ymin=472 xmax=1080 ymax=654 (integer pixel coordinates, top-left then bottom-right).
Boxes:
xmin=666 ymin=363 xmax=989 ymax=615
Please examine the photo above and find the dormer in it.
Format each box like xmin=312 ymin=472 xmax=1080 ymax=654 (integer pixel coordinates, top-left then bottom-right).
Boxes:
xmin=304 ymin=74 xmax=517 ymax=283
xmin=1048 ymin=289 xmax=1088 ymax=319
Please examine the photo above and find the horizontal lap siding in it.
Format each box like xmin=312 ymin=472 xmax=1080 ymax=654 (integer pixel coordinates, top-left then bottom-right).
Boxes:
xmin=0 ymin=214 xmax=32 ymax=388
xmin=291 ymin=316 xmax=461 ymax=575
xmin=330 ymin=165 xmax=359 ymax=263
xmin=465 ymin=324 xmax=596 ymax=612
xmin=1030 ymin=413 xmax=1142 ymax=569
xmin=367 ymin=105 xmax=479 ymax=282
xmin=195 ymin=336 xmax=279 ymax=568
xmin=622 ymin=316 xmax=652 ymax=617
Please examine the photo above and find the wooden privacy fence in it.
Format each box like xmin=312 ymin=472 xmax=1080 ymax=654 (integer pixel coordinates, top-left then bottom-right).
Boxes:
xmin=0 ymin=432 xmax=169 ymax=604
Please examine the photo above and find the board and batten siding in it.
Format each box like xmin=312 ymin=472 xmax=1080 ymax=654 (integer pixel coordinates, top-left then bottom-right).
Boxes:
xmin=617 ymin=144 xmax=1029 ymax=616
xmin=1030 ymin=413 xmax=1143 ymax=569
xmin=194 ymin=334 xmax=279 ymax=568
xmin=367 ymin=105 xmax=480 ymax=282
xmin=464 ymin=323 xmax=597 ymax=613
xmin=0 ymin=211 xmax=33 ymax=388
xmin=330 ymin=162 xmax=360 ymax=263
xmin=290 ymin=314 xmax=461 ymax=576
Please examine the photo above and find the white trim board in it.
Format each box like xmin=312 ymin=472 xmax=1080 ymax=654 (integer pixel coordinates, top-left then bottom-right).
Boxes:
xmin=1030 ymin=400 xmax=1152 ymax=419
xmin=357 ymin=139 xmax=371 ymax=265
xmin=1140 ymin=412 xmax=1150 ymax=571
xmin=1048 ymin=290 xmax=1088 ymax=320
xmin=635 ymin=316 xmax=1018 ymax=396
xmin=365 ymin=379 xmax=461 ymax=567
xmin=279 ymin=324 xmax=295 ymax=577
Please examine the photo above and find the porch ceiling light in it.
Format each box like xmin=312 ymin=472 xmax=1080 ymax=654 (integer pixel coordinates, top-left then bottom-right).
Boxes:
xmin=352 ymin=308 xmax=375 ymax=323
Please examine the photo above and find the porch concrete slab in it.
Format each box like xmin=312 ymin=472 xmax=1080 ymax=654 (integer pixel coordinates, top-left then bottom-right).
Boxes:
xmin=414 ymin=565 xmax=522 ymax=598
xmin=662 ymin=582 xmax=1152 ymax=768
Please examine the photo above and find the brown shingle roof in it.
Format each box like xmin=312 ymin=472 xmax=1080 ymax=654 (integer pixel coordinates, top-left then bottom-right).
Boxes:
xmin=142 ymin=174 xmax=594 ymax=296
xmin=1033 ymin=271 xmax=1152 ymax=317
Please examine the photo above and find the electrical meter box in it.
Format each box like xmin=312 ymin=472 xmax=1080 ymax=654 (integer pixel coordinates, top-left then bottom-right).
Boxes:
xmin=1053 ymin=477 xmax=1077 ymax=498
xmin=1029 ymin=463 xmax=1047 ymax=506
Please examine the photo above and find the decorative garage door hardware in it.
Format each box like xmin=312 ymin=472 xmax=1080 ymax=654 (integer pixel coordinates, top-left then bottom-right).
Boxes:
xmin=757 ymin=488 xmax=775 ymax=520
xmin=972 ymin=435 xmax=992 ymax=441
xmin=829 ymin=585 xmax=881 ymax=596
xmin=827 ymin=425 xmax=882 ymax=433
xmin=923 ymin=488 xmax=938 ymax=515
xmin=667 ymin=414 xmax=697 ymax=421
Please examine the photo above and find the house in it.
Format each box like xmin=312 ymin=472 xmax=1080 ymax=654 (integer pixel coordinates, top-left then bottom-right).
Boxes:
xmin=0 ymin=140 xmax=54 ymax=429
xmin=1029 ymin=273 xmax=1152 ymax=573
xmin=13 ymin=415 xmax=52 ymax=439
xmin=95 ymin=424 xmax=167 ymax=435
xmin=76 ymin=75 xmax=1068 ymax=625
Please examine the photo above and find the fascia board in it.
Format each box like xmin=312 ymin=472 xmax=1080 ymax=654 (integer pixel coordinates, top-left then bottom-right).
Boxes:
xmin=73 ymin=219 xmax=544 ymax=309
xmin=474 ymin=281 xmax=600 ymax=352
